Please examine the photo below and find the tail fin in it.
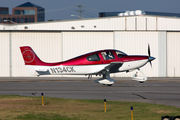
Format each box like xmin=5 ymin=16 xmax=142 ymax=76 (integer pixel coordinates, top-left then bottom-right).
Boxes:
xmin=20 ymin=46 xmax=45 ymax=65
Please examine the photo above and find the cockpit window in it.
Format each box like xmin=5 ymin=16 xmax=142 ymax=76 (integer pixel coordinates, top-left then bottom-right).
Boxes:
xmin=87 ymin=54 xmax=100 ymax=61
xmin=101 ymin=51 xmax=115 ymax=60
xmin=115 ymin=51 xmax=127 ymax=58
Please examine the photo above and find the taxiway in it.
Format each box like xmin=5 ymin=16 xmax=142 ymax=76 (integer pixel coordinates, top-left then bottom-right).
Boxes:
xmin=0 ymin=77 xmax=179 ymax=107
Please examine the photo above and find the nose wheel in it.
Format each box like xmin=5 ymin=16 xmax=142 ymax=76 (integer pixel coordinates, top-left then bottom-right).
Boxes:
xmin=132 ymin=68 xmax=147 ymax=82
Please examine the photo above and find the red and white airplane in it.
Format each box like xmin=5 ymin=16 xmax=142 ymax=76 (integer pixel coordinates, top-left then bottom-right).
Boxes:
xmin=20 ymin=45 xmax=155 ymax=86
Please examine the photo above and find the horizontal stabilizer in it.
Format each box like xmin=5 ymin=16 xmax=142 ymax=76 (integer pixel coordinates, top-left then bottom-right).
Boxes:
xmin=36 ymin=69 xmax=48 ymax=72
xmin=35 ymin=69 xmax=50 ymax=75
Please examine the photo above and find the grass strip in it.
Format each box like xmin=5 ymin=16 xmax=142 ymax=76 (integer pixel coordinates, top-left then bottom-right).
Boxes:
xmin=0 ymin=95 xmax=179 ymax=120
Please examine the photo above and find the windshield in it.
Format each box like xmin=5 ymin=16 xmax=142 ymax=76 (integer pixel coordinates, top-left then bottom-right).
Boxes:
xmin=115 ymin=50 xmax=127 ymax=58
xmin=87 ymin=54 xmax=100 ymax=61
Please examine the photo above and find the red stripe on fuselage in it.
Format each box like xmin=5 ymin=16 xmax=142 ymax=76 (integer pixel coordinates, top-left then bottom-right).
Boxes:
xmin=53 ymin=55 xmax=149 ymax=66
xmin=21 ymin=47 xmax=149 ymax=66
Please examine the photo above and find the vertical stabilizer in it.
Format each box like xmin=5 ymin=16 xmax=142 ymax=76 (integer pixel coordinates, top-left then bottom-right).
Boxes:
xmin=20 ymin=46 xmax=52 ymax=76
xmin=20 ymin=46 xmax=44 ymax=65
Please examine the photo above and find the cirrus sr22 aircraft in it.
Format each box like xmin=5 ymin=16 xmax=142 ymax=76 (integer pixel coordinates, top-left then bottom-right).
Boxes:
xmin=20 ymin=45 xmax=155 ymax=86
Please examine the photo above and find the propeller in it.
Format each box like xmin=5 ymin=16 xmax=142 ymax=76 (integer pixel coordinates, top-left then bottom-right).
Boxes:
xmin=148 ymin=44 xmax=155 ymax=67
xmin=148 ymin=44 xmax=151 ymax=57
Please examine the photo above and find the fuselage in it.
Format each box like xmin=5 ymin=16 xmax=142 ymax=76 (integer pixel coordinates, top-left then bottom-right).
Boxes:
xmin=20 ymin=46 xmax=155 ymax=85
xmin=25 ymin=49 xmax=150 ymax=76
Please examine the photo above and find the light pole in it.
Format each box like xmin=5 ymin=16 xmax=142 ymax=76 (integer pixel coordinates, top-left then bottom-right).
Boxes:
xmin=71 ymin=15 xmax=84 ymax=19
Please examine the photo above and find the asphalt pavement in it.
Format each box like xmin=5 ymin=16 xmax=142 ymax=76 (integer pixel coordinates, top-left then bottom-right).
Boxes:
xmin=0 ymin=77 xmax=179 ymax=108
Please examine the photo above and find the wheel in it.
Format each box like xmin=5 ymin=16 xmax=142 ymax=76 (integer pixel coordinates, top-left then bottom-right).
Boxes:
xmin=107 ymin=84 xmax=112 ymax=86
xmin=175 ymin=116 xmax=180 ymax=120
xmin=162 ymin=116 xmax=170 ymax=120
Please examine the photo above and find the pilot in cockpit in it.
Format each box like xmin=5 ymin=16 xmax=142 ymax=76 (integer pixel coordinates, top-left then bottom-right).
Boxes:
xmin=106 ymin=51 xmax=113 ymax=60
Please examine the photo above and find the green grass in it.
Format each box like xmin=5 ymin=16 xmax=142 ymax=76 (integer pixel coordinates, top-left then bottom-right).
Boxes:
xmin=0 ymin=95 xmax=179 ymax=120
xmin=15 ymin=113 xmax=78 ymax=120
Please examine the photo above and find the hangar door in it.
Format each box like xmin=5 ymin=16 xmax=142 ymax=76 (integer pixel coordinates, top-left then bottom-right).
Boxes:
xmin=62 ymin=32 xmax=113 ymax=77
xmin=167 ymin=32 xmax=180 ymax=77
xmin=0 ymin=32 xmax=9 ymax=76
xmin=62 ymin=32 xmax=113 ymax=61
xmin=114 ymin=31 xmax=161 ymax=77
xmin=11 ymin=32 xmax=61 ymax=77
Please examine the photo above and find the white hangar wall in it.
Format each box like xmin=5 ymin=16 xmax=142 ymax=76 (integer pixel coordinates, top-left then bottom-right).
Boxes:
xmin=167 ymin=32 xmax=180 ymax=77
xmin=0 ymin=30 xmax=179 ymax=77
xmin=62 ymin=32 xmax=114 ymax=61
xmin=61 ymin=32 xmax=114 ymax=77
xmin=1 ymin=15 xmax=180 ymax=77
xmin=10 ymin=32 xmax=62 ymax=77
xmin=3 ymin=15 xmax=179 ymax=31
xmin=114 ymin=31 xmax=166 ymax=77
xmin=61 ymin=31 xmax=166 ymax=77
xmin=0 ymin=16 xmax=160 ymax=31
xmin=158 ymin=18 xmax=180 ymax=30
xmin=15 ymin=17 xmax=126 ymax=30
xmin=0 ymin=32 xmax=9 ymax=76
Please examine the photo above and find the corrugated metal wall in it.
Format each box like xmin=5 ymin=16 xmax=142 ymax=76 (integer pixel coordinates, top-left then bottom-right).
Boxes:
xmin=126 ymin=17 xmax=136 ymax=30
xmin=62 ymin=32 xmax=113 ymax=77
xmin=114 ymin=31 xmax=159 ymax=77
xmin=11 ymin=32 xmax=62 ymax=77
xmin=9 ymin=16 xmax=159 ymax=31
xmin=147 ymin=17 xmax=156 ymax=30
xmin=0 ymin=31 xmax=170 ymax=77
xmin=7 ymin=16 xmax=179 ymax=31
xmin=1 ymin=15 xmax=180 ymax=77
xmin=167 ymin=32 xmax=180 ymax=77
xmin=15 ymin=17 xmax=126 ymax=31
xmin=137 ymin=17 xmax=146 ymax=30
xmin=158 ymin=18 xmax=180 ymax=31
xmin=0 ymin=32 xmax=9 ymax=76
xmin=1 ymin=15 xmax=180 ymax=31
xmin=62 ymin=32 xmax=114 ymax=61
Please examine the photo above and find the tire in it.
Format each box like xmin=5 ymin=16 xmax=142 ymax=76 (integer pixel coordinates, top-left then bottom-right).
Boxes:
xmin=162 ymin=116 xmax=170 ymax=120
xmin=175 ymin=116 xmax=180 ymax=120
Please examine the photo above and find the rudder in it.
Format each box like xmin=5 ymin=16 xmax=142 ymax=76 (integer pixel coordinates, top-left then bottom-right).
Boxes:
xmin=20 ymin=46 xmax=44 ymax=65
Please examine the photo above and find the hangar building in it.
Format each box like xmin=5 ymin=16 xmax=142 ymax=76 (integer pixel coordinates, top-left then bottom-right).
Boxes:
xmin=0 ymin=10 xmax=180 ymax=78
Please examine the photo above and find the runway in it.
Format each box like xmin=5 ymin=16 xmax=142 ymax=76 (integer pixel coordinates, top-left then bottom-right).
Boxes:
xmin=0 ymin=77 xmax=180 ymax=108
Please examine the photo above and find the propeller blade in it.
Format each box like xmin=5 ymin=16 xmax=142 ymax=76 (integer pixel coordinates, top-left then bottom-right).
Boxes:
xmin=148 ymin=44 xmax=150 ymax=57
xmin=150 ymin=61 xmax=152 ymax=68
xmin=148 ymin=44 xmax=154 ymax=68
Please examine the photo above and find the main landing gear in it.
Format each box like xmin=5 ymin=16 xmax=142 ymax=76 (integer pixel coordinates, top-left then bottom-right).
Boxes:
xmin=94 ymin=69 xmax=115 ymax=86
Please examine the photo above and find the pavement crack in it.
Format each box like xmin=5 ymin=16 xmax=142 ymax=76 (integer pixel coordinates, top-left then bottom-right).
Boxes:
xmin=132 ymin=93 xmax=147 ymax=99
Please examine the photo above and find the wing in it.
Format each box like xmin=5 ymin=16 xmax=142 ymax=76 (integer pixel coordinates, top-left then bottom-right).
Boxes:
xmin=93 ymin=62 xmax=123 ymax=74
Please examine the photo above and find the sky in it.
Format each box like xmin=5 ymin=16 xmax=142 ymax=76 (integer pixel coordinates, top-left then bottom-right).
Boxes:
xmin=1 ymin=0 xmax=180 ymax=21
